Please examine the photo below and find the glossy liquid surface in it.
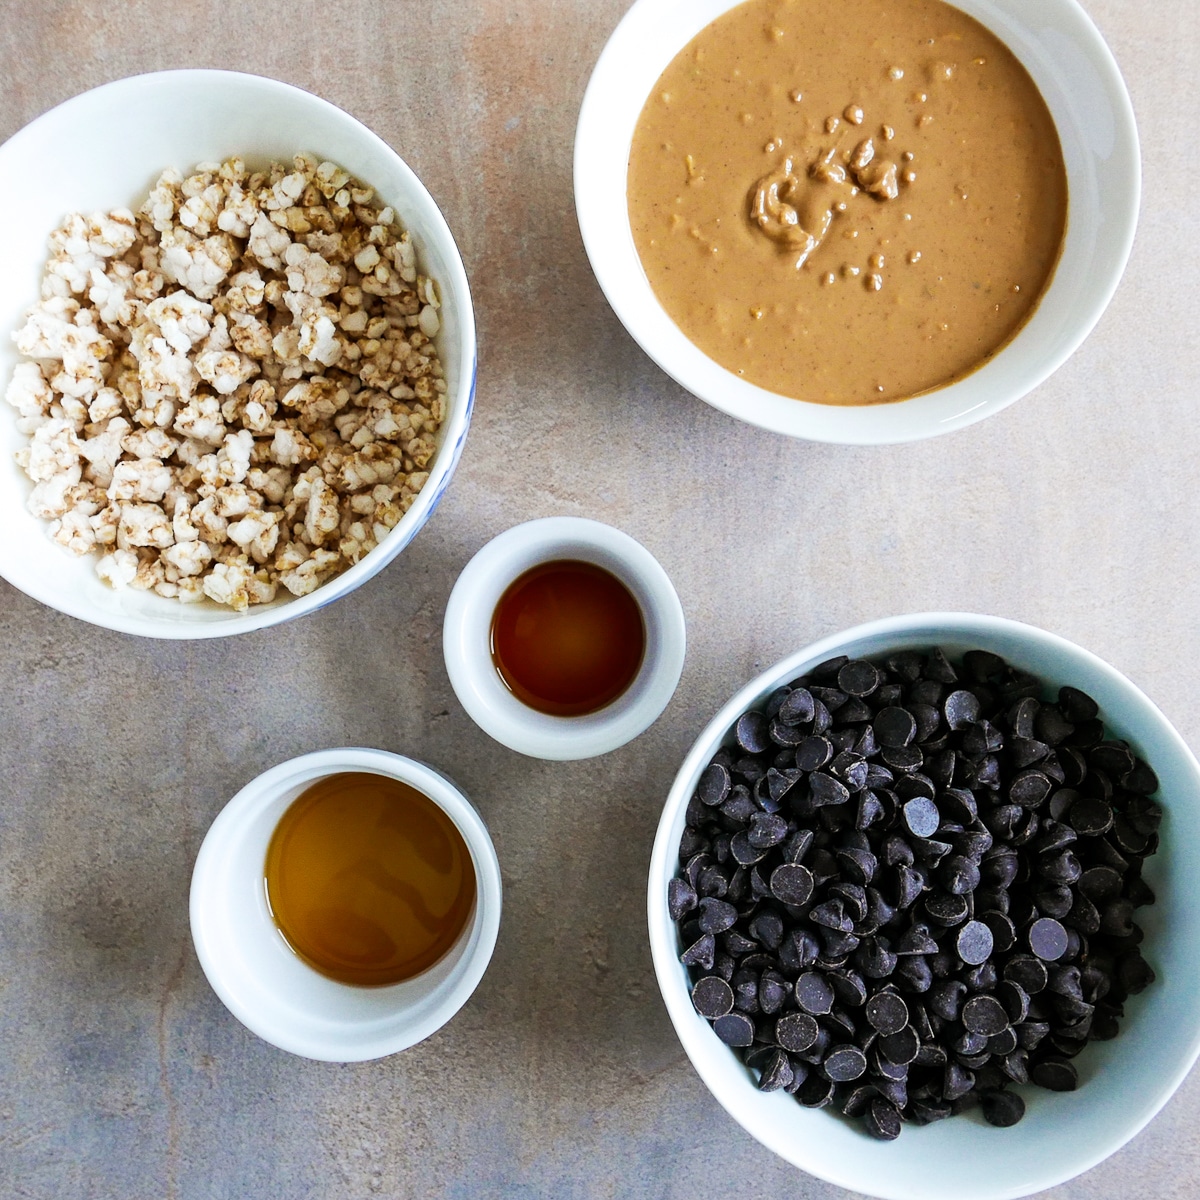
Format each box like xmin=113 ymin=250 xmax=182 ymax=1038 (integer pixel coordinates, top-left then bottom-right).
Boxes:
xmin=491 ymin=560 xmax=646 ymax=716
xmin=265 ymin=773 xmax=476 ymax=987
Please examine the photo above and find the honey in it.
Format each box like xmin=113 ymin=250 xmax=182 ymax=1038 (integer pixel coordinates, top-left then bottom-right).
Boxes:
xmin=490 ymin=560 xmax=646 ymax=716
xmin=264 ymin=773 xmax=476 ymax=987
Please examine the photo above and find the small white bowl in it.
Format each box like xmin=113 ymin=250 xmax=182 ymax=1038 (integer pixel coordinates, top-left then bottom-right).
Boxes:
xmin=190 ymin=748 xmax=501 ymax=1062
xmin=443 ymin=517 xmax=686 ymax=760
xmin=575 ymin=0 xmax=1140 ymax=444
xmin=648 ymin=613 xmax=1200 ymax=1200
xmin=0 ymin=69 xmax=476 ymax=637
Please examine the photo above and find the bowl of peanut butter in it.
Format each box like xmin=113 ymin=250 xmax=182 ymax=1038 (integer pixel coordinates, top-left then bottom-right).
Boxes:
xmin=574 ymin=0 xmax=1139 ymax=444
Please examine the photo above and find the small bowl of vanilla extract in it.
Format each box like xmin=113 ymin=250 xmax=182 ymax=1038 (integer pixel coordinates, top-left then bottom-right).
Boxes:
xmin=443 ymin=517 xmax=687 ymax=760
xmin=190 ymin=748 xmax=501 ymax=1062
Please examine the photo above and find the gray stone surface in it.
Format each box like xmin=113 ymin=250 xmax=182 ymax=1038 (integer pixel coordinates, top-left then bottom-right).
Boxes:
xmin=1 ymin=1 xmax=1197 ymax=1196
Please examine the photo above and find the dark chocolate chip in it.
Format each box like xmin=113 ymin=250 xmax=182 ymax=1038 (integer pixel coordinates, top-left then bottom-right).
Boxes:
xmin=1031 ymin=1057 xmax=1078 ymax=1091
xmin=874 ymin=706 xmax=917 ymax=748
xmin=956 ymin=920 xmax=994 ymax=966
xmin=823 ymin=1044 xmax=869 ymax=1082
xmin=769 ymin=863 xmax=815 ymax=907
xmin=796 ymin=1072 xmax=836 ymax=1108
xmin=1070 ymin=795 xmax=1115 ymax=837
xmin=864 ymin=990 xmax=909 ymax=1035
xmin=795 ymin=971 xmax=835 ymax=1015
xmin=962 ymin=994 xmax=1009 ymax=1036
xmin=667 ymin=878 xmax=697 ymax=921
xmin=697 ymin=897 xmax=738 ymax=934
xmin=778 ymin=687 xmax=816 ymax=726
xmin=943 ymin=689 xmax=981 ymax=730
xmin=1059 ymin=686 xmax=1099 ymax=723
xmin=879 ymin=1025 xmax=920 ymax=1065
xmin=902 ymin=796 xmax=941 ymax=839
xmin=712 ymin=1011 xmax=755 ymax=1047
xmin=691 ymin=976 xmax=734 ymax=1019
xmin=697 ymin=763 xmax=731 ymax=807
xmin=838 ymin=660 xmax=881 ymax=697
xmin=1029 ymin=917 xmax=1069 ymax=961
xmin=981 ymin=1090 xmax=1026 ymax=1127
xmin=775 ymin=1011 xmax=820 ymax=1053
xmin=755 ymin=1047 xmax=794 ymax=1092
xmin=863 ymin=1097 xmax=902 ymax=1140
xmin=810 ymin=772 xmax=851 ymax=808
xmin=735 ymin=711 xmax=772 ymax=755
xmin=925 ymin=892 xmax=969 ymax=927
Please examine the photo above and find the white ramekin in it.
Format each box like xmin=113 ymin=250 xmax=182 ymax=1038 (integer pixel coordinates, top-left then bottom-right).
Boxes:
xmin=190 ymin=748 xmax=501 ymax=1062
xmin=649 ymin=613 xmax=1200 ymax=1200
xmin=575 ymin=0 xmax=1140 ymax=444
xmin=0 ymin=70 xmax=476 ymax=637
xmin=443 ymin=517 xmax=686 ymax=760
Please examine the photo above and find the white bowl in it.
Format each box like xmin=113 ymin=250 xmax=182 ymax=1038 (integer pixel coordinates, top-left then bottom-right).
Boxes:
xmin=0 ymin=69 xmax=476 ymax=637
xmin=648 ymin=613 xmax=1200 ymax=1200
xmin=443 ymin=517 xmax=687 ymax=760
xmin=190 ymin=748 xmax=501 ymax=1062
xmin=575 ymin=0 xmax=1140 ymax=444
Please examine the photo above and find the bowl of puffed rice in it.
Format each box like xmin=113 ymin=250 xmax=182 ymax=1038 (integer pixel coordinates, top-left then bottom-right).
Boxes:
xmin=0 ymin=69 xmax=475 ymax=637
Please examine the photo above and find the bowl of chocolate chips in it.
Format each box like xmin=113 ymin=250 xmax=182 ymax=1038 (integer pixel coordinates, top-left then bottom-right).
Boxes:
xmin=648 ymin=612 xmax=1200 ymax=1200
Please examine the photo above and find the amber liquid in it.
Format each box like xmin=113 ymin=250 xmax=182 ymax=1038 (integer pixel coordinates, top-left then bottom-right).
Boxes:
xmin=264 ymin=773 xmax=476 ymax=987
xmin=490 ymin=560 xmax=646 ymax=716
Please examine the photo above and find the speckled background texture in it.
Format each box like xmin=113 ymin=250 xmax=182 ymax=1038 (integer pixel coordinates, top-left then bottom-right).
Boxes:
xmin=0 ymin=1 xmax=1197 ymax=1197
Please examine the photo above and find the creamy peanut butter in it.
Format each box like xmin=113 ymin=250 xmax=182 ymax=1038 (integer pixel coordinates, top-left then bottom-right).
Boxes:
xmin=627 ymin=0 xmax=1068 ymax=406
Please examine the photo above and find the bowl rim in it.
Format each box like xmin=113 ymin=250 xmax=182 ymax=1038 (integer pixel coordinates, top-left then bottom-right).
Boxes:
xmin=574 ymin=0 xmax=1142 ymax=445
xmin=0 ymin=68 xmax=477 ymax=638
xmin=647 ymin=611 xmax=1200 ymax=1198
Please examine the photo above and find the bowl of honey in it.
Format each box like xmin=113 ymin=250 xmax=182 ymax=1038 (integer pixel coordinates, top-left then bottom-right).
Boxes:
xmin=443 ymin=517 xmax=687 ymax=760
xmin=190 ymin=748 xmax=502 ymax=1062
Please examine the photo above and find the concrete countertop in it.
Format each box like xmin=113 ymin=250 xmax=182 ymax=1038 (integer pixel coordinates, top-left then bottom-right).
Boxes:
xmin=1 ymin=1 xmax=1196 ymax=1196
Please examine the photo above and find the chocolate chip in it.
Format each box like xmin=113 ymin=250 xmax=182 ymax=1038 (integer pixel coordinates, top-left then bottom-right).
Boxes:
xmin=769 ymin=863 xmax=815 ymax=906
xmin=796 ymin=736 xmax=833 ymax=772
xmin=755 ymin=1047 xmax=794 ymax=1091
xmin=1029 ymin=917 xmax=1069 ymax=961
xmin=795 ymin=971 xmax=835 ymax=1015
xmin=823 ymin=1044 xmax=869 ymax=1082
xmin=680 ymin=932 xmax=715 ymax=970
xmin=865 ymin=990 xmax=909 ymax=1035
xmin=839 ymin=660 xmax=881 ymax=697
xmin=692 ymin=976 xmax=734 ymax=1019
xmin=698 ymin=897 xmax=738 ymax=934
xmin=956 ymin=920 xmax=994 ymax=966
xmin=778 ymin=687 xmax=816 ymax=726
xmin=713 ymin=1011 xmax=755 ymax=1047
xmin=1031 ymin=1057 xmax=1078 ymax=1091
xmin=863 ymin=1097 xmax=902 ymax=1140
xmin=925 ymin=892 xmax=969 ymax=927
xmin=1059 ymin=687 xmax=1099 ymax=723
xmin=874 ymin=706 xmax=917 ymax=748
xmin=962 ymin=994 xmax=1009 ymax=1036
xmin=902 ymin=796 xmax=940 ymax=839
xmin=735 ymin=711 xmax=772 ymax=754
xmin=879 ymin=1026 xmax=920 ymax=1065
xmin=696 ymin=763 xmax=731 ymax=807
xmin=1069 ymin=795 xmax=1114 ymax=837
xmin=775 ymin=1011 xmax=820 ymax=1053
xmin=981 ymin=1089 xmax=1026 ymax=1127
xmin=944 ymin=690 xmax=981 ymax=730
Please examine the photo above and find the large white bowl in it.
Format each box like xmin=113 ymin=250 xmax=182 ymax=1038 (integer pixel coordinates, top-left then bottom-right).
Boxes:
xmin=0 ymin=70 xmax=476 ymax=637
xmin=648 ymin=613 xmax=1199 ymax=1199
xmin=575 ymin=0 xmax=1140 ymax=444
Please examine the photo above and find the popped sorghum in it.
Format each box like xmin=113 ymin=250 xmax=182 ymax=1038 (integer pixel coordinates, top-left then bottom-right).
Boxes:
xmin=5 ymin=154 xmax=447 ymax=611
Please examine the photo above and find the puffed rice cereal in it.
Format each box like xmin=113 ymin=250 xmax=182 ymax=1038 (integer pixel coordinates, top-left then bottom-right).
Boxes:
xmin=5 ymin=154 xmax=447 ymax=611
